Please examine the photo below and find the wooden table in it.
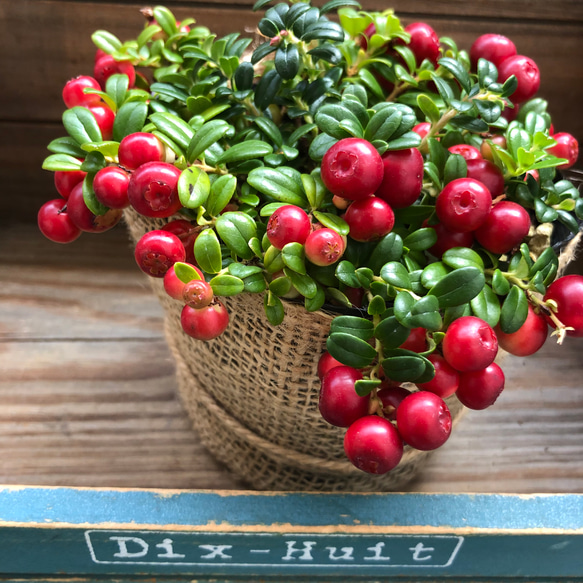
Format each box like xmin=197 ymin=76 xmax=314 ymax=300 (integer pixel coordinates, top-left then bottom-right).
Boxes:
xmin=1 ymin=221 xmax=582 ymax=494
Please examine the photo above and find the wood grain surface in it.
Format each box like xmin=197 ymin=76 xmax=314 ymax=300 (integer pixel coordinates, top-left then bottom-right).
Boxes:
xmin=0 ymin=223 xmax=582 ymax=493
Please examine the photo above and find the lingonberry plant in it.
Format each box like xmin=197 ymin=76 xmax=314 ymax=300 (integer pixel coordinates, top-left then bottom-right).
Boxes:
xmin=39 ymin=1 xmax=583 ymax=476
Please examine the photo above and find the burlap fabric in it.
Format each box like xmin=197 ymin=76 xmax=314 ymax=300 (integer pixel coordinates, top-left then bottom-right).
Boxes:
xmin=123 ymin=207 xmax=579 ymax=491
xmin=123 ymin=208 xmax=464 ymax=490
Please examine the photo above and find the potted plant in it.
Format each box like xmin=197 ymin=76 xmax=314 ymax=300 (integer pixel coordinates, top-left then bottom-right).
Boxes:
xmin=38 ymin=0 xmax=582 ymax=491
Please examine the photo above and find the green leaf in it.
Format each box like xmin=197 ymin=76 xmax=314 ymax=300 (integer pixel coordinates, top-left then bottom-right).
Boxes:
xmin=81 ymin=141 xmax=119 ymax=159
xmin=215 ymin=212 xmax=257 ymax=260
xmin=210 ymin=274 xmax=245 ymax=296
xmin=254 ymin=69 xmax=282 ymax=111
xmin=326 ymin=332 xmax=377 ymax=368
xmin=368 ymin=233 xmax=404 ymax=274
xmin=491 ymin=269 xmax=511 ymax=295
xmin=251 ymin=41 xmax=278 ymax=65
xmin=330 ymin=315 xmax=374 ymax=341
xmin=42 ymin=154 xmax=83 ymax=172
xmin=336 ymin=260 xmax=361 ymax=288
xmin=428 ymin=266 xmax=485 ymax=308
xmin=302 ymin=21 xmax=344 ymax=43
xmin=174 ymin=262 xmax=202 ymax=283
xmin=499 ymin=285 xmax=529 ymax=334
xmin=150 ymin=112 xmax=194 ymax=151
xmin=80 ymin=151 xmax=106 ymax=174
xmin=368 ymin=295 xmax=386 ymax=316
xmin=305 ymin=285 xmax=326 ymax=312
xmin=312 ymin=211 xmax=350 ymax=236
xmin=248 ymin=167 xmax=307 ymax=206
xmin=315 ymin=103 xmax=363 ymax=140
xmin=374 ymin=316 xmax=410 ymax=349
xmin=380 ymin=262 xmax=411 ymax=289
xmin=281 ymin=242 xmax=306 ymax=274
xmin=309 ymin=133 xmax=338 ymax=162
xmin=442 ymin=247 xmax=484 ymax=271
xmin=216 ymin=140 xmax=273 ymax=165
xmin=438 ymin=57 xmax=471 ymax=93
xmin=81 ymin=173 xmax=109 ymax=216
xmin=403 ymin=228 xmax=438 ymax=252
xmin=206 ymin=174 xmax=237 ymax=217
xmin=47 ymin=136 xmax=86 ymax=158
xmin=91 ymin=30 xmax=122 ymax=53
xmin=275 ymin=43 xmax=300 ymax=80
xmin=194 ymin=228 xmax=223 ymax=273
xmin=321 ymin=0 xmax=361 ymax=14
xmin=153 ymin=5 xmax=178 ymax=36
xmin=284 ymin=268 xmax=318 ymax=299
xmin=105 ymin=74 xmax=129 ymax=111
xmin=187 ymin=120 xmax=231 ymax=163
xmin=62 ymin=107 xmax=103 ymax=145
xmin=470 ymin=284 xmax=501 ymax=328
xmin=354 ymin=378 xmax=382 ymax=397
xmin=254 ymin=117 xmax=283 ymax=148
xmin=263 ymin=245 xmax=285 ymax=273
xmin=269 ymin=275 xmax=293 ymax=297
xmin=443 ymin=153 xmax=467 ymax=185
xmin=417 ymin=94 xmax=441 ymax=124
xmin=382 ymin=349 xmax=434 ymax=383
xmin=355 ymin=267 xmax=374 ymax=289
xmin=264 ymin=292 xmax=285 ymax=326
xmin=178 ymin=167 xmax=210 ymax=209
xmin=421 ymin=262 xmax=451 ymax=289
xmin=394 ymin=292 xmax=442 ymax=331
xmin=112 ymin=101 xmax=148 ymax=142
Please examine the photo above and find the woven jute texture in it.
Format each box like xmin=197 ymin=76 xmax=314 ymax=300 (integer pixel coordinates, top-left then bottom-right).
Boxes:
xmin=124 ymin=207 xmax=468 ymax=491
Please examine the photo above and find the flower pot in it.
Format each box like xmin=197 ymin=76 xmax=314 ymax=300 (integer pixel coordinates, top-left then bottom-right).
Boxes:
xmin=124 ymin=207 xmax=466 ymax=491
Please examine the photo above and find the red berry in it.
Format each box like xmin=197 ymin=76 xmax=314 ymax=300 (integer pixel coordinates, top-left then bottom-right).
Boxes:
xmin=180 ymin=301 xmax=229 ymax=341
xmin=400 ymin=22 xmax=440 ymax=67
xmin=54 ymin=169 xmax=86 ymax=199
xmin=304 ymin=228 xmax=346 ymax=266
xmin=448 ymin=144 xmax=482 ymax=161
xmin=266 ymin=205 xmax=311 ymax=249
xmin=134 ymin=230 xmax=186 ymax=278
xmin=95 ymin=49 xmax=107 ymax=63
xmin=87 ymin=104 xmax=115 ymax=141
xmin=480 ymin=134 xmax=507 ymax=161
xmin=94 ymin=54 xmax=136 ymax=89
xmin=456 ymin=363 xmax=505 ymax=410
xmin=93 ymin=166 xmax=130 ymax=209
xmin=442 ymin=316 xmax=498 ymax=372
xmin=344 ymin=416 xmax=403 ymax=474
xmin=66 ymin=182 xmax=122 ymax=233
xmin=128 ymin=162 xmax=182 ymax=218
xmin=37 ymin=199 xmax=82 ymax=244
xmin=318 ymin=366 xmax=368 ymax=427
xmin=359 ymin=22 xmax=377 ymax=51
xmin=466 ymin=159 xmax=505 ymax=199
xmin=428 ymin=222 xmax=474 ymax=258
xmin=317 ymin=351 xmax=343 ymax=381
xmin=62 ymin=76 xmax=102 ymax=108
xmin=399 ymin=327 xmax=427 ymax=353
xmin=497 ymin=55 xmax=540 ymax=104
xmin=470 ymin=34 xmax=517 ymax=69
xmin=435 ymin=177 xmax=492 ymax=232
xmin=375 ymin=148 xmax=423 ymax=208
xmin=183 ymin=279 xmax=214 ymax=308
xmin=548 ymin=132 xmax=579 ymax=170
xmin=495 ymin=304 xmax=548 ymax=356
xmin=344 ymin=196 xmax=395 ymax=242
xmin=377 ymin=385 xmax=411 ymax=420
xmin=396 ymin=391 xmax=452 ymax=451
xmin=163 ymin=262 xmax=204 ymax=300
xmin=321 ymin=138 xmax=384 ymax=201
xmin=416 ymin=353 xmax=459 ymax=399
xmin=118 ymin=132 xmax=166 ymax=170
xmin=162 ymin=220 xmax=198 ymax=264
xmin=475 ymin=200 xmax=531 ymax=254
xmin=543 ymin=275 xmax=583 ymax=337
xmin=412 ymin=122 xmax=431 ymax=139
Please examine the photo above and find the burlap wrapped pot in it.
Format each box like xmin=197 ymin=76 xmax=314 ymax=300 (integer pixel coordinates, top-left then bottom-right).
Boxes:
xmin=124 ymin=206 xmax=470 ymax=491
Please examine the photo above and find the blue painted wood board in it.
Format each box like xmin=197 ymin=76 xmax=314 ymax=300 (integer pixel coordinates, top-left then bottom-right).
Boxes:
xmin=0 ymin=486 xmax=581 ymax=581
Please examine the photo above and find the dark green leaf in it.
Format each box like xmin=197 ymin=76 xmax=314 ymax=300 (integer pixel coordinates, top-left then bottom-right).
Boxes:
xmin=438 ymin=57 xmax=471 ymax=93
xmin=442 ymin=247 xmax=484 ymax=271
xmin=394 ymin=292 xmax=442 ymax=331
xmin=284 ymin=268 xmax=318 ymax=298
xmin=443 ymin=153 xmax=467 ymax=185
xmin=380 ymin=262 xmax=411 ymax=289
xmin=417 ymin=94 xmax=441 ymax=124
xmin=112 ymin=101 xmax=148 ymax=142
xmin=326 ymin=332 xmax=377 ymax=368
xmin=206 ymin=174 xmax=237 ymax=217
xmin=499 ymin=285 xmax=529 ymax=334
xmin=385 ymin=132 xmax=422 ymax=151
xmin=354 ymin=379 xmax=381 ymax=397
xmin=421 ymin=262 xmax=450 ymax=289
xmin=82 ymin=173 xmax=109 ymax=216
xmin=275 ymin=43 xmax=300 ymax=80
xmin=254 ymin=69 xmax=282 ymax=110
xmin=105 ymin=74 xmax=129 ymax=111
xmin=320 ymin=0 xmax=361 ymax=13
xmin=234 ymin=61 xmax=255 ymax=91
xmin=330 ymin=315 xmax=374 ymax=341
xmin=355 ymin=267 xmax=374 ymax=289
xmin=305 ymin=285 xmax=326 ymax=312
xmin=194 ymin=228 xmax=223 ymax=273
xmin=47 ymin=137 xmax=86 ymax=158
xmin=315 ymin=103 xmax=363 ymax=140
xmin=248 ymin=167 xmax=307 ymax=205
xmin=308 ymin=133 xmax=338 ymax=162
xmin=374 ymin=316 xmax=410 ymax=349
xmin=251 ymin=41 xmax=278 ymax=65
xmin=382 ymin=349 xmax=434 ymax=383
xmin=428 ymin=266 xmax=485 ymax=308
xmin=491 ymin=269 xmax=511 ymax=295
xmin=187 ymin=120 xmax=231 ymax=163
xmin=336 ymin=261 xmax=361 ymax=288
xmin=216 ymin=140 xmax=273 ymax=165
xmin=177 ymin=167 xmax=210 ymax=209
xmin=302 ymin=21 xmax=344 ymax=43
xmin=269 ymin=275 xmax=293 ymax=297
xmin=431 ymin=75 xmax=455 ymax=105
xmin=308 ymin=44 xmax=342 ymax=64
xmin=368 ymin=295 xmax=386 ymax=316
xmin=450 ymin=115 xmax=489 ymax=133
xmin=368 ymin=233 xmax=403 ymax=274
xmin=80 ymin=151 xmax=106 ymax=174
xmin=150 ymin=112 xmax=194 ymax=151
xmin=403 ymin=228 xmax=438 ymax=252
xmin=264 ymin=292 xmax=285 ymax=326
xmin=150 ymin=82 xmax=189 ymax=103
